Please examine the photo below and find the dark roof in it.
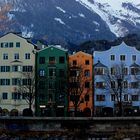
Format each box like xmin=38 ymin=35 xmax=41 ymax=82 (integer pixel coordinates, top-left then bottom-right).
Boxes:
xmin=130 ymin=62 xmax=140 ymax=68
xmin=94 ymin=60 xmax=107 ymax=68
xmin=10 ymin=60 xmax=23 ymax=63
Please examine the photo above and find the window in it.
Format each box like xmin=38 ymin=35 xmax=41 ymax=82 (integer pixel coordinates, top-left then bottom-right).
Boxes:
xmin=25 ymin=53 xmax=30 ymax=59
xmin=49 ymin=68 xmax=56 ymax=77
xmin=2 ymin=92 xmax=8 ymax=100
xmin=110 ymin=55 xmax=115 ymax=61
xmin=48 ymin=81 xmax=56 ymax=89
xmin=111 ymin=94 xmax=115 ymax=101
xmin=39 ymin=57 xmax=45 ymax=64
xmin=16 ymin=42 xmax=20 ymax=48
xmin=1 ymin=43 xmax=3 ymax=48
xmin=123 ymin=81 xmax=128 ymax=88
xmin=0 ymin=66 xmax=10 ymax=72
xmin=132 ymin=95 xmax=138 ymax=101
xmin=84 ymin=70 xmax=90 ymax=77
xmin=96 ymin=95 xmax=105 ymax=101
xmin=85 ymin=94 xmax=89 ymax=101
xmin=14 ymin=53 xmax=19 ymax=60
xmin=58 ymin=80 xmax=65 ymax=91
xmin=59 ymin=56 xmax=65 ymax=63
xmin=22 ymin=92 xmax=29 ymax=99
xmin=132 ymin=55 xmax=136 ymax=61
xmin=120 ymin=55 xmax=126 ymax=61
xmin=22 ymin=79 xmax=31 ymax=85
xmin=96 ymin=82 xmax=105 ymax=88
xmin=1 ymin=42 xmax=13 ymax=48
xmin=94 ymin=68 xmax=104 ymax=75
xmin=39 ymin=81 xmax=46 ymax=89
xmin=111 ymin=81 xmax=115 ymax=88
xmin=70 ymin=70 xmax=79 ymax=77
xmin=110 ymin=67 xmax=115 ymax=75
xmin=0 ymin=79 xmax=10 ymax=85
xmin=131 ymin=82 xmax=139 ymax=88
xmin=12 ymin=65 xmax=22 ymax=72
xmin=12 ymin=92 xmax=20 ymax=100
xmin=85 ymin=82 xmax=90 ymax=88
xmin=122 ymin=67 xmax=128 ymax=75
xmin=124 ymin=94 xmax=128 ymax=101
xmin=39 ymin=69 xmax=45 ymax=77
xmin=70 ymin=82 xmax=79 ymax=88
xmin=22 ymin=66 xmax=33 ymax=72
xmin=73 ymin=60 xmax=77 ymax=65
xmin=70 ymin=95 xmax=80 ymax=102
xmin=12 ymin=78 xmax=21 ymax=85
xmin=3 ymin=42 xmax=8 ymax=48
xmin=59 ymin=69 xmax=65 ymax=77
xmin=49 ymin=57 xmax=55 ymax=64
xmin=39 ymin=94 xmax=45 ymax=101
xmin=48 ymin=94 xmax=53 ymax=101
xmin=85 ymin=60 xmax=90 ymax=65
xmin=9 ymin=42 xmax=13 ymax=48
xmin=131 ymin=67 xmax=139 ymax=75
xmin=3 ymin=53 xmax=8 ymax=60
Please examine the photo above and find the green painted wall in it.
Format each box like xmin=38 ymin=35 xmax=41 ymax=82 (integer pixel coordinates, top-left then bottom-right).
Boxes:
xmin=35 ymin=46 xmax=68 ymax=116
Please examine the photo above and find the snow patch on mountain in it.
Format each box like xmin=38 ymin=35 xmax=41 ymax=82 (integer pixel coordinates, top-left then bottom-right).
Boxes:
xmin=21 ymin=26 xmax=34 ymax=38
xmin=93 ymin=21 xmax=100 ymax=27
xmin=56 ymin=6 xmax=66 ymax=13
xmin=78 ymin=13 xmax=85 ymax=18
xmin=77 ymin=0 xmax=140 ymax=37
xmin=54 ymin=18 xmax=65 ymax=25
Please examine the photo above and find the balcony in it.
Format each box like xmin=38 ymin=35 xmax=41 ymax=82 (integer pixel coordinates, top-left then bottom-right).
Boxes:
xmin=114 ymin=101 xmax=132 ymax=107
xmin=49 ymin=61 xmax=55 ymax=65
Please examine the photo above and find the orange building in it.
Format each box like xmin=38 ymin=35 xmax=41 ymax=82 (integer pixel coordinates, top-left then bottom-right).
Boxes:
xmin=68 ymin=51 xmax=93 ymax=117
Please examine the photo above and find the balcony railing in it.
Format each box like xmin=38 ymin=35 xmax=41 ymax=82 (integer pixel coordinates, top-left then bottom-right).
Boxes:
xmin=49 ymin=61 xmax=55 ymax=64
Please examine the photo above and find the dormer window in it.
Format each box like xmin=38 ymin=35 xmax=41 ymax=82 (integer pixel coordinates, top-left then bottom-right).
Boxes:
xmin=132 ymin=55 xmax=136 ymax=61
xmin=110 ymin=55 xmax=115 ymax=61
xmin=94 ymin=68 xmax=104 ymax=75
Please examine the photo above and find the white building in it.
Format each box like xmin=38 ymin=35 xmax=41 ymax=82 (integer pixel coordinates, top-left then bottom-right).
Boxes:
xmin=0 ymin=33 xmax=36 ymax=116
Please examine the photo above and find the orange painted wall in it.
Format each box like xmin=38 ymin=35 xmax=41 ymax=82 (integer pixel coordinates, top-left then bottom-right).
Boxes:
xmin=68 ymin=51 xmax=93 ymax=115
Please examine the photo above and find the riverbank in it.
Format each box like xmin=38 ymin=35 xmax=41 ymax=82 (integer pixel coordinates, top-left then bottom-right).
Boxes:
xmin=0 ymin=117 xmax=140 ymax=139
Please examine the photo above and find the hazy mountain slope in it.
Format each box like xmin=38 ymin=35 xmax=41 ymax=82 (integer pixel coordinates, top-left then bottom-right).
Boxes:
xmin=0 ymin=0 xmax=140 ymax=45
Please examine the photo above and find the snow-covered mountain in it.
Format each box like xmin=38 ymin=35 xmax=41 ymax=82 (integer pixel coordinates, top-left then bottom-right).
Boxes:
xmin=0 ymin=0 xmax=140 ymax=44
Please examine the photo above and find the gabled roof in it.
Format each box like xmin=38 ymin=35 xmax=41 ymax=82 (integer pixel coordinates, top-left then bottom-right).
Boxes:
xmin=10 ymin=60 xmax=23 ymax=63
xmin=130 ymin=62 xmax=140 ymax=68
xmin=37 ymin=45 xmax=67 ymax=52
xmin=94 ymin=41 xmax=139 ymax=54
xmin=0 ymin=32 xmax=38 ymax=49
xmin=70 ymin=51 xmax=92 ymax=57
xmin=94 ymin=60 xmax=107 ymax=68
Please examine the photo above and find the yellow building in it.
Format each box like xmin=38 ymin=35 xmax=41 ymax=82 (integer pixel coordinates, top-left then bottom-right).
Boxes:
xmin=68 ymin=51 xmax=93 ymax=117
xmin=0 ymin=33 xmax=36 ymax=116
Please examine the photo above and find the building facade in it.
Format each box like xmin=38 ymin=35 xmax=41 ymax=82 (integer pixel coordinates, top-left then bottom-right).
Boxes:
xmin=68 ymin=51 xmax=93 ymax=117
xmin=94 ymin=42 xmax=140 ymax=116
xmin=36 ymin=45 xmax=68 ymax=117
xmin=0 ymin=33 xmax=36 ymax=116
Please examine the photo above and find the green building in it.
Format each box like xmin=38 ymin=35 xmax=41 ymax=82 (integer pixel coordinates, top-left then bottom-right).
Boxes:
xmin=36 ymin=45 xmax=68 ymax=117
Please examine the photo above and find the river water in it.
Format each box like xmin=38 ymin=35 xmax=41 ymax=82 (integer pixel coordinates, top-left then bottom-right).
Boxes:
xmin=0 ymin=136 xmax=134 ymax=140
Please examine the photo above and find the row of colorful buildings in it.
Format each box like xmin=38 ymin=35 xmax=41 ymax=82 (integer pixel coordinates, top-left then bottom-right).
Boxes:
xmin=0 ymin=32 xmax=140 ymax=117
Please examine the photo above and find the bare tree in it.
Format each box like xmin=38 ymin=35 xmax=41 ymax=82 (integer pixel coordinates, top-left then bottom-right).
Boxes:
xmin=68 ymin=64 xmax=90 ymax=117
xmin=104 ymin=63 xmax=128 ymax=116
xmin=17 ymin=68 xmax=36 ymax=111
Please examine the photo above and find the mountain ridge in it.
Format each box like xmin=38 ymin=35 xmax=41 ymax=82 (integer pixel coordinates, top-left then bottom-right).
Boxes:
xmin=0 ymin=0 xmax=140 ymax=45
